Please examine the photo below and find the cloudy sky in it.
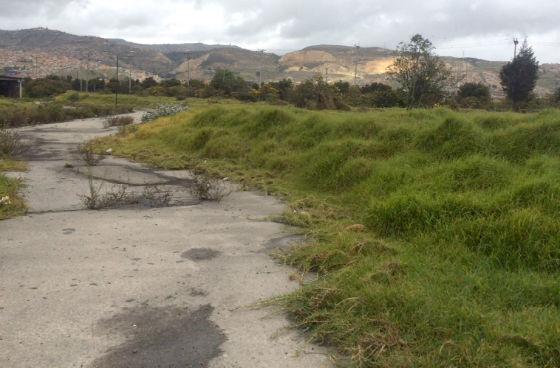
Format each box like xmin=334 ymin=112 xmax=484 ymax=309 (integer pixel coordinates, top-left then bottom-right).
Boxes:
xmin=1 ymin=0 xmax=560 ymax=62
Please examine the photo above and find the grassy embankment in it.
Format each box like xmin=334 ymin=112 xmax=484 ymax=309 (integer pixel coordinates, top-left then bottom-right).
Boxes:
xmin=0 ymin=92 xmax=178 ymax=127
xmin=94 ymin=101 xmax=560 ymax=367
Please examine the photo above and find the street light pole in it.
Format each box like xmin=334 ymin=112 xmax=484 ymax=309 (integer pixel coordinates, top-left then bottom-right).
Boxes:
xmin=115 ymin=55 xmax=119 ymax=106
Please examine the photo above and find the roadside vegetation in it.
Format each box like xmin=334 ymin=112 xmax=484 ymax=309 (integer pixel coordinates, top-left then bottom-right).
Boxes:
xmin=0 ymin=93 xmax=177 ymax=127
xmin=94 ymin=101 xmax=560 ymax=367
xmin=0 ymin=128 xmax=27 ymax=219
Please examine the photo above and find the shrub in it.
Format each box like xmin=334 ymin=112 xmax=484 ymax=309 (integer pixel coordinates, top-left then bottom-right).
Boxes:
xmin=190 ymin=175 xmax=231 ymax=201
xmin=457 ymin=83 xmax=492 ymax=108
xmin=0 ymin=128 xmax=27 ymax=157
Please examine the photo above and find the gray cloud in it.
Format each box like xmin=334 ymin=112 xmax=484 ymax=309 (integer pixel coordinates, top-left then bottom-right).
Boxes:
xmin=1 ymin=0 xmax=559 ymax=62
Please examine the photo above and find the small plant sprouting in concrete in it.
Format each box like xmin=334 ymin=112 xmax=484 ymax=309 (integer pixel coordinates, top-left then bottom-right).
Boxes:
xmin=190 ymin=175 xmax=232 ymax=202
xmin=78 ymin=144 xmax=104 ymax=166
xmin=0 ymin=127 xmax=28 ymax=157
xmin=140 ymin=185 xmax=172 ymax=207
xmin=81 ymin=184 xmax=173 ymax=210
xmin=81 ymin=173 xmax=104 ymax=209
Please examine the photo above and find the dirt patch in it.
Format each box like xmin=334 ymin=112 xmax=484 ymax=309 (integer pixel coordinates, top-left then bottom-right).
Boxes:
xmin=182 ymin=248 xmax=221 ymax=261
xmin=89 ymin=304 xmax=226 ymax=368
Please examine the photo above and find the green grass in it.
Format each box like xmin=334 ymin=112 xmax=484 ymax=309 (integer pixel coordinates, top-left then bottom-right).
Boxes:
xmin=0 ymin=92 xmax=178 ymax=127
xmin=94 ymin=102 xmax=560 ymax=367
xmin=0 ymin=159 xmax=26 ymax=219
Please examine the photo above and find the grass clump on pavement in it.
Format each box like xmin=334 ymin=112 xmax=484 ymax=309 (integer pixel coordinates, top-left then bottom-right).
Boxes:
xmin=94 ymin=101 xmax=560 ymax=367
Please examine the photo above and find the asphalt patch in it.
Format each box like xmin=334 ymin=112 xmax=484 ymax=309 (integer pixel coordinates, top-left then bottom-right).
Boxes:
xmin=263 ymin=234 xmax=305 ymax=253
xmin=89 ymin=304 xmax=226 ymax=368
xmin=182 ymin=248 xmax=221 ymax=261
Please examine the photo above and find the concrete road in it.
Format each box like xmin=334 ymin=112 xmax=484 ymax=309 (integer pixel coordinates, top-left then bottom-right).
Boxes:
xmin=0 ymin=114 xmax=331 ymax=368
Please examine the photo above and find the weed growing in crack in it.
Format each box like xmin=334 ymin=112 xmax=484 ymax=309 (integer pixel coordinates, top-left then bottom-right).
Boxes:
xmin=190 ymin=175 xmax=231 ymax=202
xmin=82 ymin=183 xmax=173 ymax=210
xmin=81 ymin=171 xmax=105 ymax=209
xmin=139 ymin=185 xmax=172 ymax=207
xmin=78 ymin=144 xmax=104 ymax=166
xmin=0 ymin=127 xmax=28 ymax=158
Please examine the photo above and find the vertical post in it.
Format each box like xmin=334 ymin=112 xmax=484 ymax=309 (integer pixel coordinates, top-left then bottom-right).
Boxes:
xmin=129 ymin=69 xmax=132 ymax=94
xmin=353 ymin=45 xmax=360 ymax=85
xmin=187 ymin=55 xmax=191 ymax=88
xmin=115 ymin=55 xmax=119 ymax=106
xmin=18 ymin=79 xmax=23 ymax=99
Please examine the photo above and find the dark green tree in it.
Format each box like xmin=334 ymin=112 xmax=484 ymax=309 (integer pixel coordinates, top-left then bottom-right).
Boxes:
xmin=554 ymin=87 xmax=560 ymax=105
xmin=457 ymin=82 xmax=491 ymax=108
xmin=500 ymin=40 xmax=539 ymax=109
xmin=388 ymin=34 xmax=451 ymax=107
xmin=210 ymin=69 xmax=248 ymax=96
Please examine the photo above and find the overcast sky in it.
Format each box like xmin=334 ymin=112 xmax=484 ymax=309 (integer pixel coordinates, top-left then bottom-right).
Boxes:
xmin=1 ymin=0 xmax=560 ymax=62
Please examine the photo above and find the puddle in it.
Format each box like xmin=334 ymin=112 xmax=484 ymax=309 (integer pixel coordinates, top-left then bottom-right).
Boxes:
xmin=181 ymin=248 xmax=221 ymax=261
xmin=90 ymin=304 xmax=226 ymax=368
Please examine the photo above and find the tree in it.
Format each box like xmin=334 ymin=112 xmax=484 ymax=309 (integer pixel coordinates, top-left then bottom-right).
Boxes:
xmin=291 ymin=77 xmax=348 ymax=110
xmin=457 ymin=82 xmax=491 ymax=108
xmin=500 ymin=40 xmax=539 ymax=109
xmin=554 ymin=87 xmax=560 ymax=105
xmin=388 ymin=34 xmax=451 ymax=108
xmin=268 ymin=79 xmax=294 ymax=101
xmin=210 ymin=69 xmax=248 ymax=96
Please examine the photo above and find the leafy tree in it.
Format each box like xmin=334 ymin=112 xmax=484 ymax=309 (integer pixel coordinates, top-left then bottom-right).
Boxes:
xmin=333 ymin=81 xmax=351 ymax=95
xmin=24 ymin=76 xmax=72 ymax=98
xmin=500 ymin=40 xmax=539 ymax=109
xmin=268 ymin=79 xmax=294 ymax=101
xmin=554 ymin=87 xmax=560 ymax=105
xmin=141 ymin=77 xmax=158 ymax=89
xmin=291 ymin=77 xmax=348 ymax=110
xmin=388 ymin=34 xmax=451 ymax=107
xmin=457 ymin=82 xmax=491 ymax=108
xmin=210 ymin=69 xmax=248 ymax=96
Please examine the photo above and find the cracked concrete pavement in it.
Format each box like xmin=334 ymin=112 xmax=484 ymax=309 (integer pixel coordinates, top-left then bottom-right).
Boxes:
xmin=0 ymin=114 xmax=332 ymax=368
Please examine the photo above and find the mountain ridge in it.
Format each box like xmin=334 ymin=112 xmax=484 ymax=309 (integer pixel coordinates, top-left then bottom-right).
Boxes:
xmin=1 ymin=28 xmax=559 ymax=96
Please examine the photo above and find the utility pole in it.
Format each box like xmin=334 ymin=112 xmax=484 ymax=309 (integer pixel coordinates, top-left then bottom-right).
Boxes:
xmin=85 ymin=52 xmax=91 ymax=92
xmin=115 ymin=55 xmax=119 ymax=106
xmin=353 ymin=45 xmax=360 ymax=85
xmin=513 ymin=38 xmax=519 ymax=59
xmin=186 ymin=53 xmax=191 ymax=88
xmin=129 ymin=69 xmax=132 ymax=94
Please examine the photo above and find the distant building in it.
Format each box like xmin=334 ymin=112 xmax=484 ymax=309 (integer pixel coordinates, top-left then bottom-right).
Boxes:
xmin=0 ymin=75 xmax=23 ymax=98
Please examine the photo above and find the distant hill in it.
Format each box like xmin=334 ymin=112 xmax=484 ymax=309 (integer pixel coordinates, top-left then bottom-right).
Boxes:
xmin=1 ymin=28 xmax=559 ymax=97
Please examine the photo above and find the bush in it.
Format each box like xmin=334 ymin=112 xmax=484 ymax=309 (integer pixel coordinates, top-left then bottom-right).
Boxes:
xmin=0 ymin=128 xmax=27 ymax=157
xmin=457 ymin=83 xmax=492 ymax=108
xmin=291 ymin=77 xmax=347 ymax=110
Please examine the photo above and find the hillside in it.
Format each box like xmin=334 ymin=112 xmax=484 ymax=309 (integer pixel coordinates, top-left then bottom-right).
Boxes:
xmin=1 ymin=28 xmax=559 ymax=96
